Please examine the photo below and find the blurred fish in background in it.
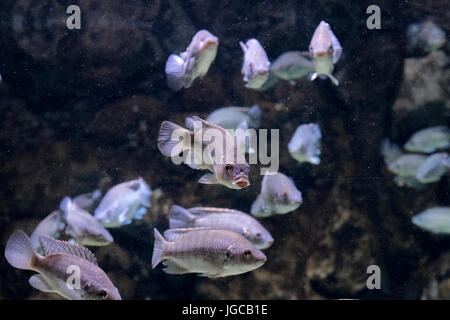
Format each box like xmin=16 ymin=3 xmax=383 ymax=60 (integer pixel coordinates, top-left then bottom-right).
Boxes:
xmin=288 ymin=123 xmax=322 ymax=165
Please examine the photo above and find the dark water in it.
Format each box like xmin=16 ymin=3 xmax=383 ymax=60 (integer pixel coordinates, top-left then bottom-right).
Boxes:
xmin=0 ymin=0 xmax=449 ymax=300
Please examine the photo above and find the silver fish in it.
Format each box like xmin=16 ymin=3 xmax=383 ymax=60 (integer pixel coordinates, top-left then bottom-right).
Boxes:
xmin=94 ymin=177 xmax=152 ymax=228
xmin=387 ymin=154 xmax=427 ymax=177
xmin=412 ymin=207 xmax=450 ymax=234
xmin=152 ymin=228 xmax=266 ymax=278
xmin=30 ymin=211 xmax=65 ymax=250
xmin=309 ymin=20 xmax=342 ymax=86
xmin=407 ymin=21 xmax=447 ymax=52
xmin=381 ymin=138 xmax=403 ymax=165
xmin=270 ymin=51 xmax=314 ymax=81
xmin=393 ymin=176 xmax=426 ymax=190
xmin=157 ymin=116 xmax=250 ymax=189
xmin=165 ymin=29 xmax=218 ymax=91
xmin=239 ymin=39 xmax=271 ymax=89
xmin=73 ymin=189 xmax=102 ymax=213
xmin=416 ymin=152 xmax=450 ymax=183
xmin=169 ymin=205 xmax=274 ymax=249
xmin=5 ymin=230 xmax=121 ymax=300
xmin=288 ymin=123 xmax=322 ymax=165
xmin=60 ymin=197 xmax=113 ymax=246
xmin=251 ymin=172 xmax=303 ymax=217
xmin=206 ymin=105 xmax=261 ymax=131
xmin=404 ymin=126 xmax=450 ymax=154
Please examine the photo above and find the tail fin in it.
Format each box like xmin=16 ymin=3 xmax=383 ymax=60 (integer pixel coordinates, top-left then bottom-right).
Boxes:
xmin=169 ymin=205 xmax=195 ymax=229
xmin=157 ymin=121 xmax=188 ymax=157
xmin=5 ymin=230 xmax=36 ymax=270
xmin=152 ymin=228 xmax=167 ymax=269
xmin=59 ymin=197 xmax=73 ymax=219
xmin=165 ymin=54 xmax=186 ymax=92
xmin=328 ymin=74 xmax=339 ymax=86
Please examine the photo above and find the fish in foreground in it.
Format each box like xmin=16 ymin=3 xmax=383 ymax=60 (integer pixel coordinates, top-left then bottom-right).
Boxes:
xmin=60 ymin=197 xmax=113 ymax=246
xmin=206 ymin=105 xmax=261 ymax=131
xmin=288 ymin=123 xmax=322 ymax=165
xmin=309 ymin=20 xmax=342 ymax=86
xmin=165 ymin=29 xmax=218 ymax=91
xmin=152 ymin=228 xmax=266 ymax=278
xmin=416 ymin=152 xmax=450 ymax=183
xmin=270 ymin=51 xmax=314 ymax=81
xmin=5 ymin=230 xmax=121 ymax=300
xmin=387 ymin=154 xmax=427 ymax=177
xmin=407 ymin=21 xmax=447 ymax=52
xmin=404 ymin=126 xmax=450 ymax=154
xmin=169 ymin=205 xmax=274 ymax=249
xmin=239 ymin=39 xmax=271 ymax=89
xmin=73 ymin=189 xmax=102 ymax=212
xmin=157 ymin=116 xmax=250 ymax=189
xmin=94 ymin=177 xmax=151 ymax=228
xmin=412 ymin=207 xmax=450 ymax=234
xmin=251 ymin=172 xmax=303 ymax=217
xmin=30 ymin=211 xmax=65 ymax=250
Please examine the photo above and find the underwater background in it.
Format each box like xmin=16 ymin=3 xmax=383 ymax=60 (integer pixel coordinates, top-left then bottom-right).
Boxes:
xmin=0 ymin=0 xmax=449 ymax=299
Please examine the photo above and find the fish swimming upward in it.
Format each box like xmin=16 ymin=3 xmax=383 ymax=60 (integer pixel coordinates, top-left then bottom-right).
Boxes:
xmin=288 ymin=123 xmax=322 ymax=165
xmin=94 ymin=177 xmax=152 ymax=228
xmin=251 ymin=172 xmax=303 ymax=217
xmin=165 ymin=29 xmax=219 ymax=91
xmin=309 ymin=20 xmax=342 ymax=86
xmin=152 ymin=227 xmax=266 ymax=278
xmin=30 ymin=211 xmax=65 ymax=250
xmin=239 ymin=39 xmax=271 ymax=89
xmin=157 ymin=116 xmax=250 ymax=189
xmin=5 ymin=230 xmax=121 ymax=300
xmin=169 ymin=205 xmax=274 ymax=249
xmin=60 ymin=197 xmax=113 ymax=246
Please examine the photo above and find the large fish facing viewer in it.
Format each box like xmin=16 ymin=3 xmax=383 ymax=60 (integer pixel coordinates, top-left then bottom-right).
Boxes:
xmin=157 ymin=116 xmax=250 ymax=189
xmin=165 ymin=29 xmax=218 ymax=91
xmin=309 ymin=20 xmax=342 ymax=86
xmin=94 ymin=177 xmax=151 ymax=228
xmin=5 ymin=230 xmax=121 ymax=300
xmin=240 ymin=39 xmax=271 ymax=89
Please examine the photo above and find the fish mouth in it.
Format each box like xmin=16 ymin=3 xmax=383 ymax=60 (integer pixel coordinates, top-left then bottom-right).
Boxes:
xmin=257 ymin=70 xmax=268 ymax=75
xmin=203 ymin=39 xmax=218 ymax=48
xmin=234 ymin=177 xmax=250 ymax=188
xmin=315 ymin=51 xmax=327 ymax=56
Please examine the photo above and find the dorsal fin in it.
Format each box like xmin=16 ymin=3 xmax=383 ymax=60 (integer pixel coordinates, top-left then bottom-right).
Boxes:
xmin=188 ymin=207 xmax=247 ymax=217
xmin=163 ymin=227 xmax=213 ymax=242
xmin=38 ymin=236 xmax=98 ymax=265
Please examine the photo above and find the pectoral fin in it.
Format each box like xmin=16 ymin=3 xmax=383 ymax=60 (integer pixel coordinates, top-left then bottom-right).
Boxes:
xmin=198 ymin=173 xmax=219 ymax=185
xmin=29 ymin=274 xmax=54 ymax=293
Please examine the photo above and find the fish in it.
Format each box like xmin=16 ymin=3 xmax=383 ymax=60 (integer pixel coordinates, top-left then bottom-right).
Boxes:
xmin=152 ymin=227 xmax=266 ymax=278
xmin=239 ymin=39 xmax=271 ymax=89
xmin=206 ymin=105 xmax=261 ymax=131
xmin=169 ymin=205 xmax=274 ymax=249
xmin=4 ymin=230 xmax=121 ymax=300
xmin=157 ymin=116 xmax=250 ymax=189
xmin=94 ymin=177 xmax=152 ymax=228
xmin=308 ymin=20 xmax=342 ymax=86
xmin=73 ymin=189 xmax=102 ymax=213
xmin=251 ymin=172 xmax=303 ymax=217
xmin=288 ymin=123 xmax=322 ymax=165
xmin=412 ymin=207 xmax=450 ymax=234
xmin=387 ymin=154 xmax=427 ymax=177
xmin=60 ymin=197 xmax=113 ymax=246
xmin=165 ymin=29 xmax=218 ymax=91
xmin=415 ymin=152 xmax=450 ymax=183
xmin=30 ymin=211 xmax=65 ymax=250
xmin=381 ymin=138 xmax=403 ymax=165
xmin=404 ymin=126 xmax=450 ymax=154
xmin=407 ymin=21 xmax=447 ymax=52
xmin=270 ymin=51 xmax=314 ymax=81
xmin=393 ymin=176 xmax=426 ymax=190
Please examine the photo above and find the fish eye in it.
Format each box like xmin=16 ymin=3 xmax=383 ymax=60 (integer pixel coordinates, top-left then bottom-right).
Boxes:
xmin=256 ymin=233 xmax=261 ymax=238
xmin=243 ymin=250 xmax=252 ymax=257
xmin=226 ymin=251 xmax=231 ymax=258
xmin=225 ymin=164 xmax=233 ymax=173
xmin=98 ymin=290 xmax=108 ymax=299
